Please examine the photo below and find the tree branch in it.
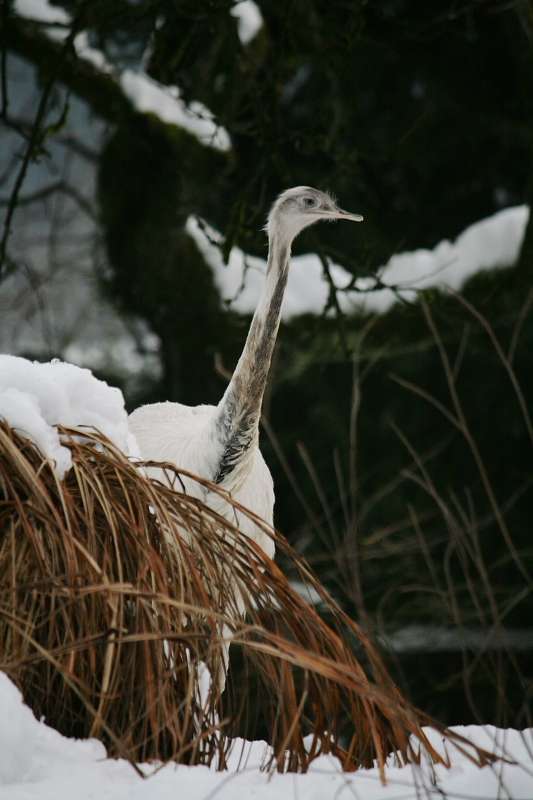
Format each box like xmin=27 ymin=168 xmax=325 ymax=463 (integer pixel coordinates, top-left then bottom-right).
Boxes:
xmin=0 ymin=8 xmax=93 ymax=279
xmin=2 ymin=14 xmax=130 ymax=126
xmin=2 ymin=114 xmax=100 ymax=161
xmin=0 ymin=179 xmax=97 ymax=220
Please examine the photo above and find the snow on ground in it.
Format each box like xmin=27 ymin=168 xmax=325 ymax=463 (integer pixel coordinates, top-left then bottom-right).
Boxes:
xmin=13 ymin=0 xmax=230 ymax=152
xmin=188 ymin=205 xmax=529 ymax=320
xmin=0 ymin=355 xmax=138 ymax=477
xmin=0 ymin=671 xmax=531 ymax=800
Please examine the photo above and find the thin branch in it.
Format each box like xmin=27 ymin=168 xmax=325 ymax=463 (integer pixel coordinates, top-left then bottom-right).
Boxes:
xmin=449 ymin=289 xmax=533 ymax=446
xmin=317 ymin=250 xmax=351 ymax=358
xmin=0 ymin=8 xmax=89 ymax=279
xmin=0 ymin=179 xmax=97 ymax=220
xmin=508 ymin=285 xmax=533 ymax=366
xmin=420 ymin=297 xmax=533 ymax=590
xmin=54 ymin=132 xmax=99 ymax=162
xmin=2 ymin=114 xmax=100 ymax=161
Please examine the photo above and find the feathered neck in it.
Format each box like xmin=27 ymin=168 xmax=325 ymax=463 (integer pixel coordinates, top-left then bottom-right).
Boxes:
xmin=211 ymin=231 xmax=291 ymax=485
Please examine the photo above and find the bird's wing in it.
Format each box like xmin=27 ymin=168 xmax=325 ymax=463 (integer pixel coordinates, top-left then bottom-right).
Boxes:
xmin=129 ymin=401 xmax=220 ymax=478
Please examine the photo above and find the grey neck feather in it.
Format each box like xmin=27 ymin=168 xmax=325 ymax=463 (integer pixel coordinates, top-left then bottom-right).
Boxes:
xmin=211 ymin=230 xmax=291 ymax=484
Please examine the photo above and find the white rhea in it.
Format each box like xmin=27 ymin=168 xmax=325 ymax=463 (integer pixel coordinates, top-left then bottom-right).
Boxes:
xmin=130 ymin=187 xmax=362 ymax=697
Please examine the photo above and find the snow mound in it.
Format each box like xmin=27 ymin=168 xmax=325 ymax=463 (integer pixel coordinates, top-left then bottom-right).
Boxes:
xmin=0 ymin=355 xmax=138 ymax=478
xmin=0 ymin=670 xmax=532 ymax=799
xmin=0 ymin=673 xmax=106 ymax=787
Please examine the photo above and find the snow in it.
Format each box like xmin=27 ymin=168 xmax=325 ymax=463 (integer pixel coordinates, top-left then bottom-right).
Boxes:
xmin=231 ymin=1 xmax=263 ymax=44
xmin=0 ymin=671 xmax=531 ymax=800
xmin=120 ymin=71 xmax=231 ymax=152
xmin=367 ymin=204 xmax=529 ymax=312
xmin=187 ymin=216 xmax=358 ymax=319
xmin=14 ymin=0 xmax=264 ymax=51
xmin=0 ymin=355 xmax=138 ymax=478
xmin=13 ymin=0 xmax=69 ymax=29
xmin=188 ymin=205 xmax=529 ymax=320
xmin=13 ymin=0 xmax=231 ymax=152
xmin=74 ymin=30 xmax=113 ymax=73
xmin=0 ymin=386 xmax=71 ymax=477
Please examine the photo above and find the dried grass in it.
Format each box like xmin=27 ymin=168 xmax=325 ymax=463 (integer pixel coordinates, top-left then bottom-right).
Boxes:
xmin=0 ymin=421 xmax=493 ymax=772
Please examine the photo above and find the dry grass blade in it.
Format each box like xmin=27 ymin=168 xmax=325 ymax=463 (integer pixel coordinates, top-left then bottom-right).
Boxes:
xmin=0 ymin=421 xmax=494 ymax=772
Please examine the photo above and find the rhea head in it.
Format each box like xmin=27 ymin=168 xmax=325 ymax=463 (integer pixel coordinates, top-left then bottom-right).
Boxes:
xmin=266 ymin=186 xmax=363 ymax=244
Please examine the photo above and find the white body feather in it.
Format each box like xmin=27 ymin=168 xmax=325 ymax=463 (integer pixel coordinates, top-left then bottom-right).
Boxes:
xmin=129 ymin=401 xmax=275 ymax=559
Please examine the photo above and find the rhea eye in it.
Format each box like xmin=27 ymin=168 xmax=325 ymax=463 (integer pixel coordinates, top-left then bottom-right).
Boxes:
xmin=302 ymin=196 xmax=316 ymax=208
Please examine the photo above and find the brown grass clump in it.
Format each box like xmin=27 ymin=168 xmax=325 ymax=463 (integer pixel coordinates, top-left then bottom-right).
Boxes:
xmin=0 ymin=420 xmax=494 ymax=773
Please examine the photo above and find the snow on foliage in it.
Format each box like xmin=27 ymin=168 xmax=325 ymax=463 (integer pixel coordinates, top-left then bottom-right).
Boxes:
xmin=0 ymin=670 xmax=531 ymax=799
xmin=373 ymin=204 xmax=529 ymax=310
xmin=13 ymin=0 xmax=69 ymax=28
xmin=13 ymin=0 xmax=231 ymax=152
xmin=119 ymin=71 xmax=231 ymax=152
xmin=230 ymin=1 xmax=264 ymax=44
xmin=0 ymin=355 xmax=138 ymax=478
xmin=188 ymin=205 xmax=529 ymax=320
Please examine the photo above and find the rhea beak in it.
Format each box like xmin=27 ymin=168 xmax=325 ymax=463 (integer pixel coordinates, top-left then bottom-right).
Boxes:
xmin=316 ymin=208 xmax=364 ymax=223
xmin=332 ymin=208 xmax=364 ymax=222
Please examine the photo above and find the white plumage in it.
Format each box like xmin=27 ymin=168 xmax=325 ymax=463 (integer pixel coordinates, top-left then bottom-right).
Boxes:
xmin=129 ymin=400 xmax=275 ymax=558
xmin=129 ymin=187 xmax=363 ymax=558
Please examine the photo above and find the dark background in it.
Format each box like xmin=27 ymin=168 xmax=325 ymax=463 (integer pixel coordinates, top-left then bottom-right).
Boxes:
xmin=2 ymin=0 xmax=533 ymax=728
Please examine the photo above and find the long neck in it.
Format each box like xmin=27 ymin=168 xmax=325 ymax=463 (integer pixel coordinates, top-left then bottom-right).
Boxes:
xmin=211 ymin=231 xmax=291 ymax=484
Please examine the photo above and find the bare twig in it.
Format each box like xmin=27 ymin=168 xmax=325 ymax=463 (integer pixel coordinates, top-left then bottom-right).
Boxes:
xmin=0 ymin=179 xmax=97 ymax=219
xmin=508 ymin=285 xmax=533 ymax=366
xmin=449 ymin=290 xmax=533 ymax=446
xmin=421 ymin=297 xmax=532 ymax=589
xmin=0 ymin=7 xmax=89 ymax=279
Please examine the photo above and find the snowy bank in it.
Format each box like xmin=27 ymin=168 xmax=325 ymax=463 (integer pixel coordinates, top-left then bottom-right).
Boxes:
xmin=0 ymin=671 xmax=532 ymax=800
xmin=188 ymin=205 xmax=530 ymax=319
xmin=0 ymin=355 xmax=137 ymax=478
